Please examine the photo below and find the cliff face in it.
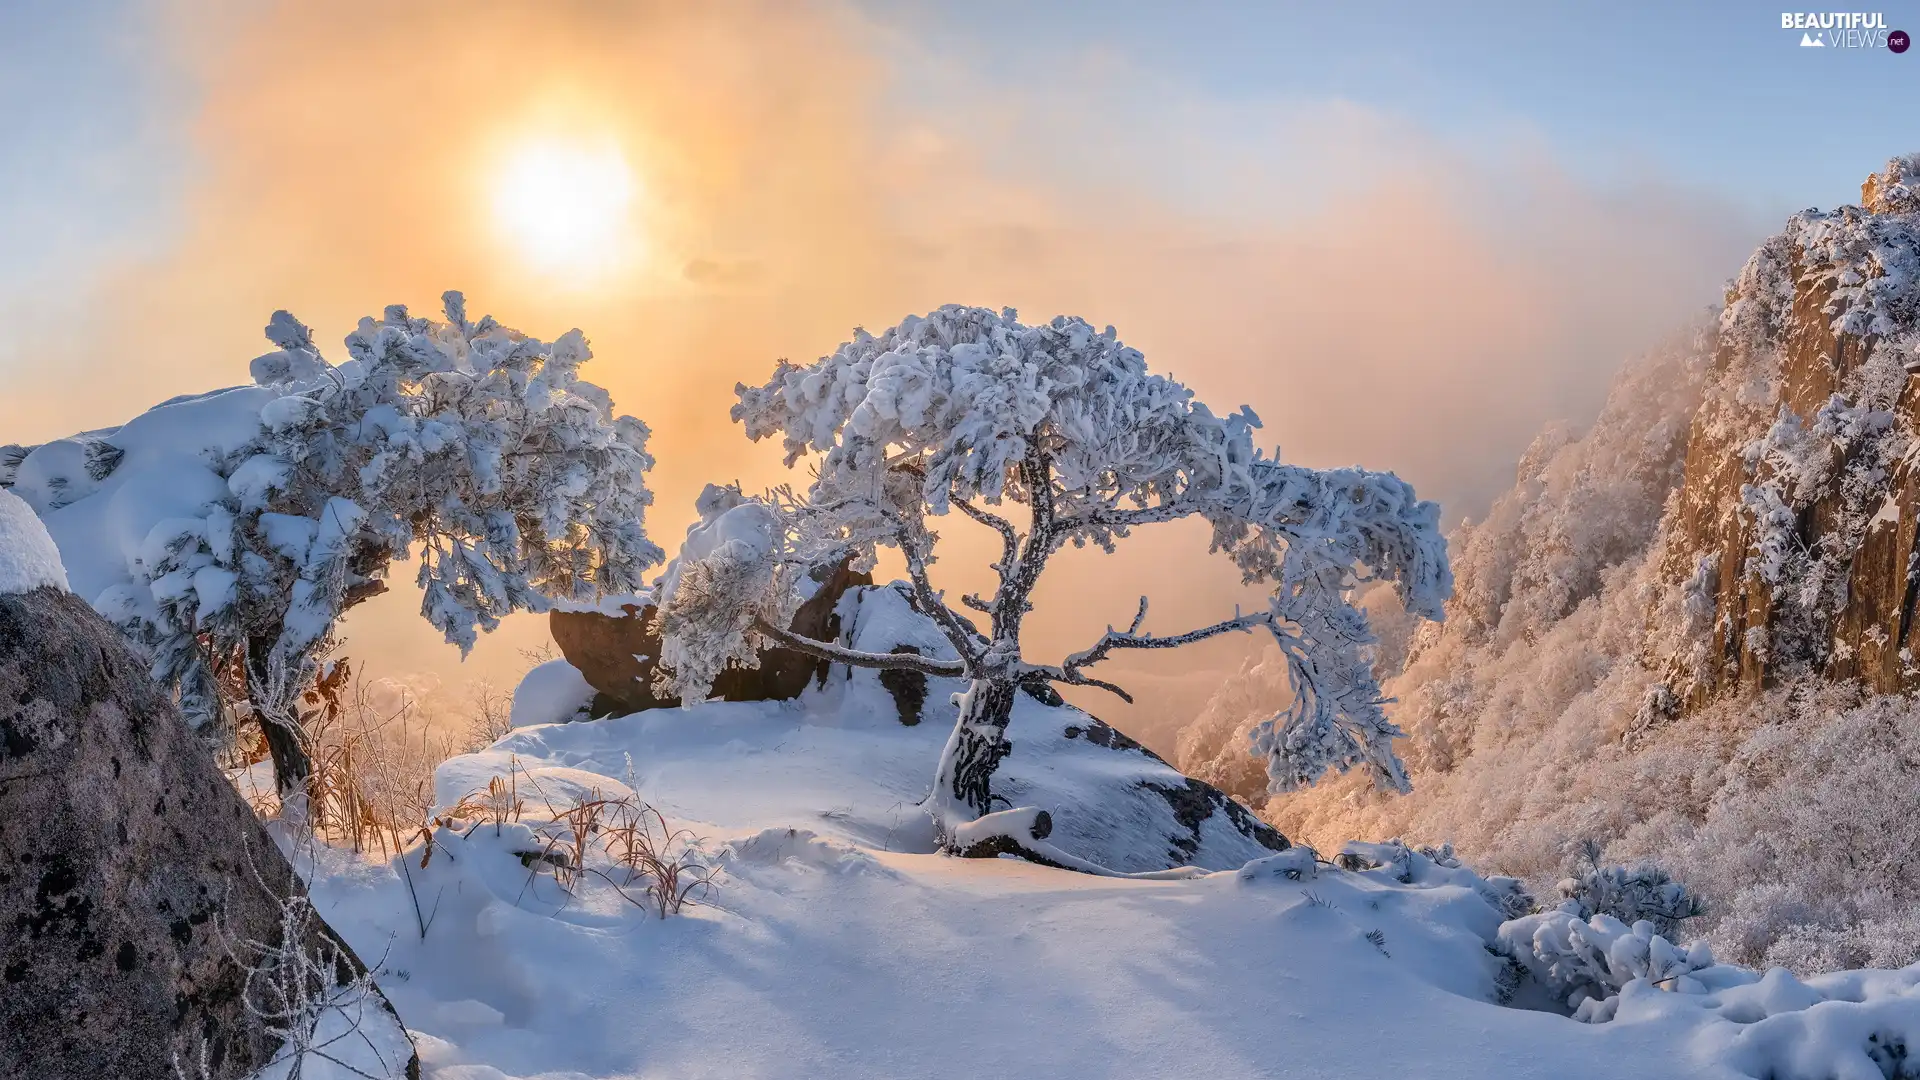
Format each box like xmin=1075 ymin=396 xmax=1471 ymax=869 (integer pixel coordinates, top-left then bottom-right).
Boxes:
xmin=1260 ymin=155 xmax=1920 ymax=972
xmin=1662 ymin=154 xmax=1920 ymax=704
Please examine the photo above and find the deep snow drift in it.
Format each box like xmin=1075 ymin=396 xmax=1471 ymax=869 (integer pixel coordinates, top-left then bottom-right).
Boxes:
xmin=284 ymin=648 xmax=1920 ymax=1080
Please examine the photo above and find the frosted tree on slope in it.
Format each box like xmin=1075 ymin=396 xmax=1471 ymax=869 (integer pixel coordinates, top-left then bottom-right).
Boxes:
xmin=659 ymin=305 xmax=1450 ymax=857
xmin=13 ymin=293 xmax=661 ymax=806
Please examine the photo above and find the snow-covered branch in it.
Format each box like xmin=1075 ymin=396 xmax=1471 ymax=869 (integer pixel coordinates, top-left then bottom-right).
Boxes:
xmin=952 ymin=496 xmax=1019 ymax=582
xmin=750 ymin=617 xmax=967 ymax=676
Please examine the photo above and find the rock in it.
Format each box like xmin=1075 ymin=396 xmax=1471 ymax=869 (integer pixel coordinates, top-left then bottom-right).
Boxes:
xmin=1862 ymin=151 xmax=1920 ymax=215
xmin=0 ymin=586 xmax=417 ymax=1080
xmin=550 ymin=558 xmax=871 ymax=714
xmin=876 ymin=645 xmax=928 ymax=725
xmin=1661 ymin=154 xmax=1920 ymax=705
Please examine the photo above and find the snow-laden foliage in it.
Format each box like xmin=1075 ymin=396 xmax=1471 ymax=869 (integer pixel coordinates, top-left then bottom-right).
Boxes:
xmin=649 ymin=484 xmax=798 ymax=703
xmin=1737 ymin=390 xmax=1902 ymax=679
xmin=696 ymin=305 xmax=1448 ymax=843
xmin=6 ymin=293 xmax=660 ymax=794
xmin=1177 ymin=580 xmax=1414 ymax=805
xmin=1553 ymin=842 xmax=1705 ymax=939
xmin=1499 ymin=910 xmax=1718 ymax=1022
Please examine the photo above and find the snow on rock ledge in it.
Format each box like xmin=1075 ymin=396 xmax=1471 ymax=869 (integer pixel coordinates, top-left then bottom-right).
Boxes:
xmin=0 ymin=488 xmax=67 ymax=595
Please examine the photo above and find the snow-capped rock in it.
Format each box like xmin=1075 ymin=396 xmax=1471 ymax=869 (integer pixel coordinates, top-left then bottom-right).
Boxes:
xmin=0 ymin=487 xmax=67 ymax=595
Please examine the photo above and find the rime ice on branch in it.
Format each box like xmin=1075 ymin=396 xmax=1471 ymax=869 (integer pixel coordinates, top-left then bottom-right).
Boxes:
xmin=7 ymin=293 xmax=661 ymax=804
xmin=663 ymin=305 xmax=1450 ymax=860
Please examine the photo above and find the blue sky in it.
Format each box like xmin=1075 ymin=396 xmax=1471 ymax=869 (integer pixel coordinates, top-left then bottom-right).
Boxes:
xmin=870 ymin=0 xmax=1915 ymax=212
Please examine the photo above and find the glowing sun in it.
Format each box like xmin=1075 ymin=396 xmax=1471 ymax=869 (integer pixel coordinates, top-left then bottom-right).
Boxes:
xmin=491 ymin=138 xmax=637 ymax=277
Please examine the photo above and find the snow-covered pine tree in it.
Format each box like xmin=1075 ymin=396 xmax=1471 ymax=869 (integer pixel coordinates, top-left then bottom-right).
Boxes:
xmin=100 ymin=293 xmax=662 ymax=804
xmin=659 ymin=305 xmax=1451 ymax=862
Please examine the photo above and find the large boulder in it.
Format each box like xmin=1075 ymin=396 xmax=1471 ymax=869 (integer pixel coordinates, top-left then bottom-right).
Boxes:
xmin=837 ymin=585 xmax=1291 ymax=872
xmin=0 ymin=584 xmax=417 ymax=1080
xmin=551 ymin=558 xmax=871 ymax=714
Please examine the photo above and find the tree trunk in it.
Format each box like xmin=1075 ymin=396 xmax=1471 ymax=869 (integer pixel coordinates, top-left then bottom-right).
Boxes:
xmin=246 ymin=631 xmax=311 ymax=804
xmin=927 ymin=675 xmax=1019 ymax=837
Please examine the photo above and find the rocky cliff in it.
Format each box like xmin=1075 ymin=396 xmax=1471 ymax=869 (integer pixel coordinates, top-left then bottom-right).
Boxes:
xmin=1660 ymin=153 xmax=1920 ymax=706
xmin=1259 ymin=155 xmax=1920 ymax=971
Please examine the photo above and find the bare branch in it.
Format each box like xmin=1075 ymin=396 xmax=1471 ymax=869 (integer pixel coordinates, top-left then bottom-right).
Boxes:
xmin=961 ymin=593 xmax=993 ymax=613
xmin=953 ymin=496 xmax=1019 ymax=581
xmin=888 ymin=523 xmax=988 ymax=664
xmin=1062 ymin=608 xmax=1275 ymax=677
xmin=751 ymin=617 xmax=967 ymax=677
xmin=1018 ymin=666 xmax=1135 ymax=704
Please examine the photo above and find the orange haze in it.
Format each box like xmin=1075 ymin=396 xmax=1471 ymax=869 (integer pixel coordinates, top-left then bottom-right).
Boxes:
xmin=0 ymin=1 xmax=1760 ymax=744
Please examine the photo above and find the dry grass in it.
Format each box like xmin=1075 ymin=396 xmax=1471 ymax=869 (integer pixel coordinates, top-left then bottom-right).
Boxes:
xmin=229 ymin=656 xmax=528 ymax=859
xmin=438 ymin=760 xmax=718 ymax=919
xmin=226 ymin=659 xmax=716 ymax=920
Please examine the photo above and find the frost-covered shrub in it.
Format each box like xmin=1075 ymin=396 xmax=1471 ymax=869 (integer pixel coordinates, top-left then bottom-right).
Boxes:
xmin=1556 ymin=840 xmax=1705 ymax=939
xmin=8 ymin=292 xmax=661 ymax=799
xmin=1498 ymin=910 xmax=1717 ymax=1022
xmin=649 ymin=484 xmax=794 ymax=703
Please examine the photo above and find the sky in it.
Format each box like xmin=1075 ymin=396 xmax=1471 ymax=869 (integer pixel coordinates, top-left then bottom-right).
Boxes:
xmin=2 ymin=0 xmax=1915 ymax=726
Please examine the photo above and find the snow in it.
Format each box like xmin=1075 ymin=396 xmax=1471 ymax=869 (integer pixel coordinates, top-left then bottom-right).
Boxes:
xmin=549 ymin=590 xmax=652 ymax=617
xmin=0 ymin=487 xmax=68 ymax=594
xmin=654 ymin=485 xmax=778 ymax=611
xmin=507 ymin=658 xmax=596 ymax=728
xmin=6 ymin=293 xmax=662 ymax=736
xmin=13 ymin=385 xmax=273 ymax=606
xmin=289 ymin=646 xmax=1920 ymax=1080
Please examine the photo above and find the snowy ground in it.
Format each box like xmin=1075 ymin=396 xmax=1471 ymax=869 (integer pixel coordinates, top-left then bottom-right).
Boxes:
xmin=297 ymin=673 xmax=1920 ymax=1080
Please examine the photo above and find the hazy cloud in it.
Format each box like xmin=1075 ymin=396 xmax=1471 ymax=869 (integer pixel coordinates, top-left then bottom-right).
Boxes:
xmin=0 ymin=1 xmax=1768 ymax=735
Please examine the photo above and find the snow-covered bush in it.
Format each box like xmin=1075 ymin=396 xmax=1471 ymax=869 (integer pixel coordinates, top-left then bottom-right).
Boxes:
xmin=1555 ymin=840 xmax=1705 ymax=938
xmin=649 ymin=484 xmax=792 ymax=702
xmin=1498 ymin=910 xmax=1717 ymax=1022
xmin=660 ymin=305 xmax=1450 ymax=858
xmin=7 ymin=292 xmax=661 ymax=801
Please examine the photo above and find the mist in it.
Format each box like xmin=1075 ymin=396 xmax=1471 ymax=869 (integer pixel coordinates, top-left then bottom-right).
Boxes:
xmin=0 ymin=1 xmax=1767 ymax=743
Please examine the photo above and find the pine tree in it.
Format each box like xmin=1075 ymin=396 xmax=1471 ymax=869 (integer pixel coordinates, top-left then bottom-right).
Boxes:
xmin=660 ymin=305 xmax=1451 ymax=860
xmin=35 ymin=293 xmax=662 ymax=806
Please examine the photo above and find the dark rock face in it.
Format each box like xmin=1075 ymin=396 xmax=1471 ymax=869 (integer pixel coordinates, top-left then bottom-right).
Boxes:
xmin=877 ymin=646 xmax=927 ymax=726
xmin=1060 ymin=716 xmax=1289 ymax=864
xmin=0 ymin=586 xmax=415 ymax=1080
xmin=993 ymin=707 xmax=1291 ymax=872
xmin=551 ymin=560 xmax=871 ymax=714
xmin=1662 ymin=156 xmax=1920 ymax=705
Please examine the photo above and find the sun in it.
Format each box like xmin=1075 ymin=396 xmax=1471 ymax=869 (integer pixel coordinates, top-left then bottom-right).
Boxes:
xmin=490 ymin=137 xmax=637 ymax=279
